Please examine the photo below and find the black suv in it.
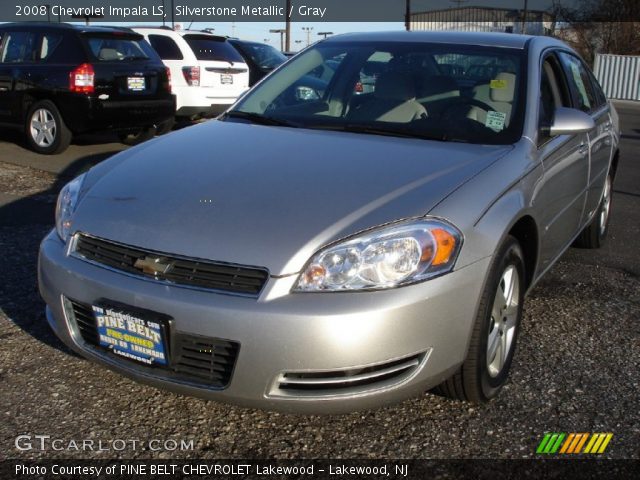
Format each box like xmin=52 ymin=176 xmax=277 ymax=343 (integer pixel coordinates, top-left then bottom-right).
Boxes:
xmin=0 ymin=23 xmax=175 ymax=154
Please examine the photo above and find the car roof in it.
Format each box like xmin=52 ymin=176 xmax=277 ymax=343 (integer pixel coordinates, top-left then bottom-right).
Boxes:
xmin=132 ymin=26 xmax=228 ymax=41
xmin=322 ymin=30 xmax=564 ymax=50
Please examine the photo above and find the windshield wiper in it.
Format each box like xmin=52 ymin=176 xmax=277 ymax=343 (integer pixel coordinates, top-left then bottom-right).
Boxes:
xmin=222 ymin=111 xmax=300 ymax=128
xmin=308 ymin=123 xmax=451 ymax=142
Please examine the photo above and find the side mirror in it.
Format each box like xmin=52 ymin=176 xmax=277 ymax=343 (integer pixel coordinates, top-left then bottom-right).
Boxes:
xmin=549 ymin=107 xmax=595 ymax=136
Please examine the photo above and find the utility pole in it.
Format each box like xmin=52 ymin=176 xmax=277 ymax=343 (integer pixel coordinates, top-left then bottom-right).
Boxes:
xmin=405 ymin=0 xmax=411 ymax=31
xmin=286 ymin=0 xmax=292 ymax=52
xmin=522 ymin=0 xmax=529 ymax=34
xmin=270 ymin=29 xmax=286 ymax=51
xmin=302 ymin=26 xmax=313 ymax=46
xmin=318 ymin=32 xmax=333 ymax=39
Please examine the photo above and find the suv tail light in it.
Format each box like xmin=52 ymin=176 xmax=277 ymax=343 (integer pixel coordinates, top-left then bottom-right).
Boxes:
xmin=182 ymin=66 xmax=200 ymax=86
xmin=165 ymin=66 xmax=172 ymax=92
xmin=69 ymin=63 xmax=95 ymax=94
xmin=354 ymin=81 xmax=364 ymax=93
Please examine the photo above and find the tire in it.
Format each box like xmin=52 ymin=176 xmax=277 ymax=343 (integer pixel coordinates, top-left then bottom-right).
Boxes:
xmin=155 ymin=118 xmax=175 ymax=136
xmin=25 ymin=100 xmax=72 ymax=155
xmin=573 ymin=172 xmax=613 ymax=249
xmin=434 ymin=235 xmax=525 ymax=403
xmin=118 ymin=126 xmax=156 ymax=146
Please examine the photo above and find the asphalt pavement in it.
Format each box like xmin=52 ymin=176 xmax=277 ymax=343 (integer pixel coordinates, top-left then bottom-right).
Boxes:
xmin=0 ymin=103 xmax=638 ymax=460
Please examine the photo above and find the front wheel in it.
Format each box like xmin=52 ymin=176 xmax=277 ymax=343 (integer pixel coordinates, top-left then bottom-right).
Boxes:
xmin=25 ymin=100 xmax=72 ymax=155
xmin=434 ymin=235 xmax=525 ymax=403
xmin=573 ymin=172 xmax=613 ymax=249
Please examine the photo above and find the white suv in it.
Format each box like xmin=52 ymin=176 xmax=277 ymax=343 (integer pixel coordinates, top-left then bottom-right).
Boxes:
xmin=134 ymin=27 xmax=249 ymax=119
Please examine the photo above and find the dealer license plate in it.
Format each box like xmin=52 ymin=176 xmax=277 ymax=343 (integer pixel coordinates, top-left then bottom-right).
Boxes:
xmin=127 ymin=76 xmax=146 ymax=91
xmin=220 ymin=74 xmax=233 ymax=84
xmin=93 ymin=305 xmax=168 ymax=366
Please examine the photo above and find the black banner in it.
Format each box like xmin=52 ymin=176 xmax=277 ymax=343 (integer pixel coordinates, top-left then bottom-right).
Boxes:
xmin=3 ymin=459 xmax=640 ymax=480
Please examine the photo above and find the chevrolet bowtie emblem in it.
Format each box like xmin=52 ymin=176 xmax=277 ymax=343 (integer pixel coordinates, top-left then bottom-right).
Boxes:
xmin=133 ymin=256 xmax=172 ymax=276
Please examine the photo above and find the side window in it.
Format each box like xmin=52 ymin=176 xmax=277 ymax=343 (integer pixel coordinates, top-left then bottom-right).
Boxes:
xmin=148 ymin=35 xmax=183 ymax=61
xmin=538 ymin=56 xmax=568 ymax=146
xmin=558 ymin=52 xmax=597 ymax=113
xmin=586 ymin=67 xmax=607 ymax=108
xmin=1 ymin=31 xmax=37 ymax=63
xmin=39 ymin=33 xmax=63 ymax=62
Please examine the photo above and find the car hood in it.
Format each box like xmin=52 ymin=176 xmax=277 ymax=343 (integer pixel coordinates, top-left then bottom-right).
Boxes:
xmin=73 ymin=121 xmax=512 ymax=276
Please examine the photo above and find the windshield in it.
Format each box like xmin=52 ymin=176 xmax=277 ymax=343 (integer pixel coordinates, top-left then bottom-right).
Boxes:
xmin=227 ymin=41 xmax=526 ymax=145
xmin=233 ymin=41 xmax=287 ymax=70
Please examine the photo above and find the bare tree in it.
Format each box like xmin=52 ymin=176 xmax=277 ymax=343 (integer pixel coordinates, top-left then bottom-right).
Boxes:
xmin=552 ymin=0 xmax=640 ymax=65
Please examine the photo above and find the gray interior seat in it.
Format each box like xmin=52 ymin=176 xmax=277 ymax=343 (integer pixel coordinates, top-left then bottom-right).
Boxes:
xmin=348 ymin=71 xmax=428 ymax=123
xmin=98 ymin=48 xmax=119 ymax=61
xmin=468 ymin=72 xmax=516 ymax=128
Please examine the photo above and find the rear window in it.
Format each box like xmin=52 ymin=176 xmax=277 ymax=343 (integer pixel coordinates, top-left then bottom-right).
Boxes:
xmin=183 ymin=35 xmax=244 ymax=63
xmin=83 ymin=34 xmax=157 ymax=62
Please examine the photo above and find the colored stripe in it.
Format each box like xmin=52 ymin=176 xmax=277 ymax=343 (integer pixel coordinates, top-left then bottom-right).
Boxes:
xmin=567 ymin=434 xmax=582 ymax=454
xmin=536 ymin=433 xmax=553 ymax=454
xmin=597 ymin=434 xmax=613 ymax=454
xmin=583 ymin=434 xmax=599 ymax=454
xmin=543 ymin=434 xmax=560 ymax=454
xmin=560 ymin=433 xmax=575 ymax=454
xmin=574 ymin=433 xmax=589 ymax=454
xmin=590 ymin=434 xmax=606 ymax=453
xmin=550 ymin=433 xmax=566 ymax=454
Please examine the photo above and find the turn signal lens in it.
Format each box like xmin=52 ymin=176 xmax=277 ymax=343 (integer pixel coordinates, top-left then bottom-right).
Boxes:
xmin=431 ymin=228 xmax=457 ymax=266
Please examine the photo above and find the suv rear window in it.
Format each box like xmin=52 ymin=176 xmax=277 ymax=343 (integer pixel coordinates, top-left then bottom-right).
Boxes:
xmin=183 ymin=35 xmax=244 ymax=63
xmin=83 ymin=34 xmax=156 ymax=62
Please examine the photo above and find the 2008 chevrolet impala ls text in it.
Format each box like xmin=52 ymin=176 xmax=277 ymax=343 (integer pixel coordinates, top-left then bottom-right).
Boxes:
xmin=38 ymin=32 xmax=620 ymax=413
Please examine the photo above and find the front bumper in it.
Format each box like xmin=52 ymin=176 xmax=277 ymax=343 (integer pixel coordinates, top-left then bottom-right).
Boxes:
xmin=38 ymin=230 xmax=489 ymax=413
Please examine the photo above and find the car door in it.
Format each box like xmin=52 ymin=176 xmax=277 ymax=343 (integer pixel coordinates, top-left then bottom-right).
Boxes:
xmin=534 ymin=51 xmax=590 ymax=271
xmin=0 ymin=30 xmax=38 ymax=124
xmin=557 ymin=51 xmax=613 ymax=226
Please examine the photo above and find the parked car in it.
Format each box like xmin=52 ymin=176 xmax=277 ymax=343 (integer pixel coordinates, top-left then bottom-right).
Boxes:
xmin=0 ymin=23 xmax=175 ymax=154
xmin=133 ymin=27 xmax=249 ymax=120
xmin=228 ymin=39 xmax=287 ymax=86
xmin=39 ymin=31 xmax=620 ymax=413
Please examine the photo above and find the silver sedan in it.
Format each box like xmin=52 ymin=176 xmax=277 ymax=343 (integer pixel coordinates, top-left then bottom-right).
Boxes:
xmin=39 ymin=31 xmax=620 ymax=413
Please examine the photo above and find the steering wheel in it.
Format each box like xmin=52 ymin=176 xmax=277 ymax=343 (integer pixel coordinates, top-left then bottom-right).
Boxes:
xmin=441 ymin=97 xmax=495 ymax=121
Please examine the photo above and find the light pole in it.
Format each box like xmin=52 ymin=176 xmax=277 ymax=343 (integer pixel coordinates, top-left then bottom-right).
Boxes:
xmin=286 ymin=0 xmax=291 ymax=52
xmin=302 ymin=26 xmax=314 ymax=46
xmin=270 ymin=28 xmax=286 ymax=51
xmin=318 ymin=31 xmax=333 ymax=39
xmin=405 ymin=0 xmax=411 ymax=31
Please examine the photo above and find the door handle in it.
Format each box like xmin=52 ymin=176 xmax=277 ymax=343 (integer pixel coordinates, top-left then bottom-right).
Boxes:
xmin=578 ymin=143 xmax=589 ymax=155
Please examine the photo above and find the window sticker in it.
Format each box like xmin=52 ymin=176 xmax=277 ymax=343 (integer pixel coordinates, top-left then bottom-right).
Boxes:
xmin=485 ymin=110 xmax=506 ymax=131
xmin=490 ymin=79 xmax=507 ymax=89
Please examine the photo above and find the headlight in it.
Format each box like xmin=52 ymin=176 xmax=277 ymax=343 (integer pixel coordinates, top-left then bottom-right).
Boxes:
xmin=295 ymin=219 xmax=462 ymax=292
xmin=55 ymin=173 xmax=86 ymax=242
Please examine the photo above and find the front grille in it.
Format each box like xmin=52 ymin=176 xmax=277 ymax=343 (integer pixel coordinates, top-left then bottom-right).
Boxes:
xmin=66 ymin=299 xmax=239 ymax=389
xmin=73 ymin=233 xmax=269 ymax=296
xmin=272 ymin=354 xmax=424 ymax=397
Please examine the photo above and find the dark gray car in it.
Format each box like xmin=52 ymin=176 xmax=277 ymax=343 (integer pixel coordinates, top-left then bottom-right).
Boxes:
xmin=39 ymin=31 xmax=620 ymax=413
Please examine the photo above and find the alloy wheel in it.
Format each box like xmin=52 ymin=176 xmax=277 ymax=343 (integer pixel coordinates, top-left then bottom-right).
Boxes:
xmin=487 ymin=264 xmax=520 ymax=378
xmin=30 ymin=108 xmax=57 ymax=147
